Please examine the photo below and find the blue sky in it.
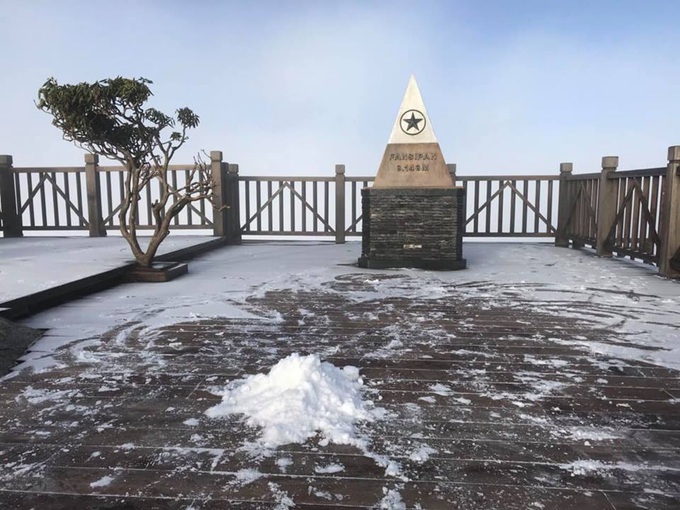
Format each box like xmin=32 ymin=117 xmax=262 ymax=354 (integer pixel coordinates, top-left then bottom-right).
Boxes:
xmin=1 ymin=0 xmax=678 ymax=176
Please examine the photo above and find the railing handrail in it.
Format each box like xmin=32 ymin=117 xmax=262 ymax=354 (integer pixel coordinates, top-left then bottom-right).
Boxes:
xmin=3 ymin=148 xmax=678 ymax=278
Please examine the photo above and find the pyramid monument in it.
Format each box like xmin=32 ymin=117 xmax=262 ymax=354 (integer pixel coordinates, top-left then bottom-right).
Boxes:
xmin=358 ymin=75 xmax=466 ymax=270
xmin=373 ymin=74 xmax=453 ymax=188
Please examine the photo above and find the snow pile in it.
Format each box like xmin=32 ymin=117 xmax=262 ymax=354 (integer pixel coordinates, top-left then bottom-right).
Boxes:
xmin=205 ymin=353 xmax=378 ymax=448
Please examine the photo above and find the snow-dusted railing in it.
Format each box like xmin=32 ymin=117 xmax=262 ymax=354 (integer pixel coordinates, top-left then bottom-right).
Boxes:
xmin=0 ymin=153 xmax=238 ymax=241
xmin=556 ymin=146 xmax=680 ymax=278
xmin=236 ymin=166 xmax=559 ymax=241
xmin=2 ymin=146 xmax=679 ymax=278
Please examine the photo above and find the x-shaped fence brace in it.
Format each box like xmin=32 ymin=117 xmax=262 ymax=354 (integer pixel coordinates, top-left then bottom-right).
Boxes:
xmin=604 ymin=178 xmax=661 ymax=252
xmin=241 ymin=181 xmax=335 ymax=233
xmin=20 ymin=172 xmax=89 ymax=226
xmin=466 ymin=180 xmax=556 ymax=233
xmin=564 ymin=182 xmax=598 ymax=236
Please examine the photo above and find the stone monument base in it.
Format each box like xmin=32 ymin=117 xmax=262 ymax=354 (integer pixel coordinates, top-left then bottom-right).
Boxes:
xmin=358 ymin=187 xmax=466 ymax=270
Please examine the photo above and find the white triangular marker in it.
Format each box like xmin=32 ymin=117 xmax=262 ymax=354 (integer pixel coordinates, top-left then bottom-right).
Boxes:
xmin=373 ymin=75 xmax=453 ymax=188
xmin=387 ymin=74 xmax=438 ymax=144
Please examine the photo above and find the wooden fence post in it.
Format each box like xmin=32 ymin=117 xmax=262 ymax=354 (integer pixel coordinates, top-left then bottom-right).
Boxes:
xmin=0 ymin=155 xmax=22 ymax=237
xmin=226 ymin=163 xmax=241 ymax=244
xmin=555 ymin=162 xmax=573 ymax=247
xmin=659 ymin=145 xmax=680 ymax=278
xmin=596 ymin=156 xmax=619 ymax=257
xmin=335 ymin=164 xmax=346 ymax=244
xmin=84 ymin=154 xmax=106 ymax=237
xmin=211 ymin=150 xmax=226 ymax=238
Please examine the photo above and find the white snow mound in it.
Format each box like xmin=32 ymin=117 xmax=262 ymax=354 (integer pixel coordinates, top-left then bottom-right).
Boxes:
xmin=205 ymin=353 xmax=375 ymax=448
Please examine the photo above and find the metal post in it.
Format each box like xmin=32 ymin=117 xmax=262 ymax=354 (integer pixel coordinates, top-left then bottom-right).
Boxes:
xmin=596 ymin=156 xmax=619 ymax=257
xmin=0 ymin=155 xmax=22 ymax=237
xmin=84 ymin=153 xmax=106 ymax=237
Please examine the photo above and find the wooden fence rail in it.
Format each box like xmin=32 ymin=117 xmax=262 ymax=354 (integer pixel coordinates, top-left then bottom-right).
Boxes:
xmin=1 ymin=145 xmax=679 ymax=278
xmin=555 ymin=146 xmax=680 ymax=278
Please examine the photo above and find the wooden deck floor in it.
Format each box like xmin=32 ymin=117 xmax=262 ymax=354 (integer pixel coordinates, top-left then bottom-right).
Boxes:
xmin=1 ymin=272 xmax=679 ymax=509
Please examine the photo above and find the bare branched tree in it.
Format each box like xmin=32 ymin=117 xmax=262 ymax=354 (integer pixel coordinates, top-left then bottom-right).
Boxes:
xmin=37 ymin=77 xmax=215 ymax=267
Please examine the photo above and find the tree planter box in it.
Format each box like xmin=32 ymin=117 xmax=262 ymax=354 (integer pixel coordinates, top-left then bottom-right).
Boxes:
xmin=124 ymin=261 xmax=188 ymax=283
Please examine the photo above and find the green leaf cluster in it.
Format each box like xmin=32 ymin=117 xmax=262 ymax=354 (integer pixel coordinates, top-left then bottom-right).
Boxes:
xmin=37 ymin=77 xmax=199 ymax=167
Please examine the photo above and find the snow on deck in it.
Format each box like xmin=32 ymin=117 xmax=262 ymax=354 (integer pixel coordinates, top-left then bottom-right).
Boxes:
xmin=0 ymin=235 xmax=214 ymax=303
xmin=0 ymin=241 xmax=679 ymax=509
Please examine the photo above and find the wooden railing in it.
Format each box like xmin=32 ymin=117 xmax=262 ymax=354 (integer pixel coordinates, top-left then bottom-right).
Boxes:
xmin=555 ymin=147 xmax=680 ymax=277
xmin=2 ymin=145 xmax=679 ymax=277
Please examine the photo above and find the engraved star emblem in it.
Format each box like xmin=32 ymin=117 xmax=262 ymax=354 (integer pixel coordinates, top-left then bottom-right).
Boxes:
xmin=399 ymin=109 xmax=426 ymax=135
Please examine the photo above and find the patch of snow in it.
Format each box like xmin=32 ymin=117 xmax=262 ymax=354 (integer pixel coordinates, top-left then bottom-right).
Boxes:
xmin=314 ymin=462 xmax=345 ymax=474
xmin=417 ymin=396 xmax=436 ymax=404
xmin=276 ymin=457 xmax=293 ymax=473
xmin=429 ymin=383 xmax=451 ymax=396
xmin=205 ymin=353 xmax=381 ymax=448
xmin=409 ymin=445 xmax=437 ymax=463
xmin=561 ymin=427 xmax=620 ymax=441
xmin=377 ymin=487 xmax=406 ymax=510
xmin=269 ymin=482 xmax=295 ymax=509
xmin=183 ymin=418 xmax=199 ymax=427
xmin=234 ymin=468 xmax=263 ymax=485
xmin=560 ymin=460 xmax=680 ymax=476
xmin=89 ymin=474 xmax=115 ymax=488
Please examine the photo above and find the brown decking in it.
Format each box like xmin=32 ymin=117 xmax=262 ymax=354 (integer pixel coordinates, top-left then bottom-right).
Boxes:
xmin=1 ymin=273 xmax=678 ymax=509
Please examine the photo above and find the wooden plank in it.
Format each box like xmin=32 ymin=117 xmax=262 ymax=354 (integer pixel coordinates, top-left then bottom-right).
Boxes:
xmin=650 ymin=175 xmax=661 ymax=255
xmin=616 ymin=177 xmax=625 ymax=247
xmin=300 ymin=181 xmax=306 ymax=232
xmin=244 ymin=180 xmax=250 ymax=232
xmin=459 ymin=175 xmax=558 ymax=181
xmin=522 ymin=180 xmax=528 ymax=234
xmin=312 ymin=182 xmax=318 ymax=233
xmin=324 ymin=181 xmax=329 ymax=233
xmin=63 ymin=172 xmax=71 ymax=227
xmin=105 ymin=171 xmax=113 ymax=227
xmin=546 ymin=179 xmax=554 ymax=233
xmin=610 ymin=167 xmax=666 ymax=178
xmin=534 ymin=179 xmax=542 ymax=233
xmin=76 ymin=172 xmax=84 ymax=227
xmin=256 ymin=181 xmax=262 ymax=232
xmin=510 ymin=179 xmax=517 ymax=234
xmin=199 ymin=173 xmax=207 ymax=226
xmin=290 ymin=181 xmax=296 ymax=232
xmin=279 ymin=180 xmax=284 ymax=232
xmin=589 ymin=178 xmax=597 ymax=240
xmin=267 ymin=181 xmax=273 ymax=231
xmin=623 ymin=178 xmax=634 ymax=249
xmin=239 ymin=176 xmax=334 ymax=183
xmin=351 ymin=181 xmax=357 ymax=233
xmin=473 ymin=179 xmax=480 ymax=233
xmin=169 ymin=170 xmax=177 ymax=226
xmin=38 ymin=172 xmax=47 ymax=227
xmin=12 ymin=166 xmax=84 ymax=174
xmin=25 ymin=173 xmax=34 ymax=227
xmin=631 ymin=178 xmax=642 ymax=253
xmin=485 ymin=180 xmax=492 ymax=233
xmin=497 ymin=180 xmax=504 ymax=233
xmin=639 ymin=176 xmax=650 ymax=254
xmin=51 ymin=172 xmax=60 ymax=227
